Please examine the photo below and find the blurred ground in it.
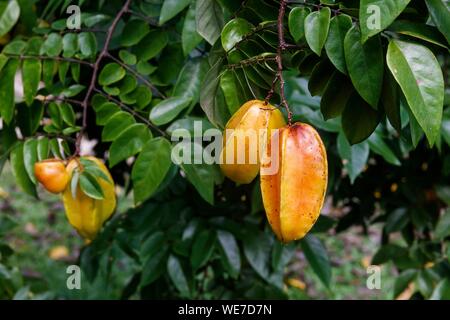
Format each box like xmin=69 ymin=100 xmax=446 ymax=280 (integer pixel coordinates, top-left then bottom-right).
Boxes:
xmin=0 ymin=164 xmax=395 ymax=299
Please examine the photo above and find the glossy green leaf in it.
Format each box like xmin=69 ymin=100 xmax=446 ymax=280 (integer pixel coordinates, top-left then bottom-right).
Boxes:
xmin=381 ymin=67 xmax=401 ymax=132
xmin=23 ymin=139 xmax=38 ymax=184
xmin=221 ymin=18 xmax=253 ymax=51
xmin=344 ymin=26 xmax=384 ymax=108
xmin=62 ymin=33 xmax=78 ymax=58
xmin=360 ymin=0 xmax=411 ymax=42
xmin=320 ymin=71 xmax=354 ymax=120
xmin=337 ymin=132 xmax=369 ymax=183
xmin=425 ymin=0 xmax=450 ymax=44
xmin=0 ymin=59 xmax=19 ymax=124
xmin=10 ymin=142 xmax=36 ymax=197
xmin=324 ymin=14 xmax=352 ymax=74
xmin=435 ymin=208 xmax=450 ymax=239
xmin=342 ymin=92 xmax=380 ymax=144
xmin=191 ymin=230 xmax=216 ymax=270
xmin=217 ymin=230 xmax=240 ymax=278
xmin=167 ymin=254 xmax=190 ymax=297
xmin=79 ymin=171 xmax=104 ymax=200
xmin=102 ymin=112 xmax=135 ymax=142
xmin=22 ymin=59 xmax=41 ymax=106
xmin=308 ymin=59 xmax=334 ymax=96
xmin=150 ymin=96 xmax=192 ymax=126
xmin=301 ymin=234 xmax=331 ymax=288
xmin=99 ymin=63 xmax=126 ymax=86
xmin=159 ymin=0 xmax=190 ymax=25
xmin=368 ymin=132 xmax=401 ymax=166
xmin=94 ymin=102 xmax=120 ymax=125
xmin=196 ymin=0 xmax=224 ymax=45
xmin=289 ymin=7 xmax=310 ymax=41
xmin=131 ymin=138 xmax=172 ymax=204
xmin=134 ymin=30 xmax=168 ymax=61
xmin=430 ymin=279 xmax=450 ymax=300
xmin=393 ymin=270 xmax=417 ymax=299
xmin=389 ymin=20 xmax=449 ymax=49
xmin=109 ymin=124 xmax=152 ymax=167
xmin=173 ymin=58 xmax=208 ymax=106
xmin=182 ymin=3 xmax=203 ymax=55
xmin=37 ymin=137 xmax=49 ymax=161
xmin=0 ymin=0 xmax=20 ymax=37
xmin=119 ymin=50 xmax=136 ymax=65
xmin=78 ymin=32 xmax=97 ymax=57
xmin=304 ymin=7 xmax=331 ymax=56
xmin=141 ymin=246 xmax=169 ymax=287
xmin=243 ymin=231 xmax=271 ymax=279
xmin=41 ymin=33 xmax=62 ymax=57
xmin=387 ymin=39 xmax=444 ymax=146
xmin=120 ymin=19 xmax=150 ymax=47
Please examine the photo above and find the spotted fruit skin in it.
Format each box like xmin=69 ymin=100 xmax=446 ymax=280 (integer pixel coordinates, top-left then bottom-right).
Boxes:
xmin=260 ymin=123 xmax=328 ymax=243
xmin=220 ymin=100 xmax=286 ymax=184
xmin=62 ymin=157 xmax=116 ymax=241
xmin=34 ymin=159 xmax=70 ymax=194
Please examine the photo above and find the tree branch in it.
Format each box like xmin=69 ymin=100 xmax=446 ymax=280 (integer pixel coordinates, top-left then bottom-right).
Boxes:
xmin=265 ymin=0 xmax=292 ymax=125
xmin=75 ymin=0 xmax=132 ymax=156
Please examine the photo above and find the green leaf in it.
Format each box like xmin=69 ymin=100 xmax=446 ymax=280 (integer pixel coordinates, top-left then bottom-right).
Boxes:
xmin=37 ymin=137 xmax=49 ymax=161
xmin=60 ymin=103 xmax=76 ymax=126
xmin=0 ymin=59 xmax=19 ymax=124
xmin=337 ymin=132 xmax=369 ymax=183
xmin=360 ymin=0 xmax=411 ymax=42
xmin=217 ymin=230 xmax=240 ymax=278
xmin=102 ymin=112 xmax=135 ymax=142
xmin=42 ymin=60 xmax=55 ymax=87
xmin=368 ymin=132 xmax=401 ymax=166
xmin=119 ymin=50 xmax=136 ymax=65
xmin=324 ymin=14 xmax=352 ymax=74
xmin=243 ymin=231 xmax=271 ymax=279
xmin=430 ymin=279 xmax=450 ymax=300
xmin=342 ymin=92 xmax=380 ymax=144
xmin=320 ymin=71 xmax=354 ymax=120
xmin=196 ymin=0 xmax=224 ymax=45
xmin=23 ymin=139 xmax=38 ymax=184
xmin=289 ymin=7 xmax=310 ymax=42
xmin=173 ymin=58 xmax=208 ymax=106
xmin=109 ymin=124 xmax=152 ymax=167
xmin=182 ymin=4 xmax=203 ymax=55
xmin=41 ymin=33 xmax=62 ymax=57
xmin=386 ymin=39 xmax=444 ymax=146
xmin=61 ymin=84 xmax=85 ymax=97
xmin=70 ymin=170 xmax=79 ymax=200
xmin=159 ymin=0 xmax=191 ymax=25
xmin=385 ymin=208 xmax=409 ymax=233
xmin=79 ymin=171 xmax=104 ymax=200
xmin=300 ymin=234 xmax=331 ymax=288
xmin=134 ymin=30 xmax=168 ymax=61
xmin=344 ymin=26 xmax=384 ymax=108
xmin=382 ymin=67 xmax=401 ymax=132
xmin=191 ymin=230 xmax=216 ymax=270
xmin=120 ymin=19 xmax=150 ymax=47
xmin=304 ymin=7 xmax=331 ymax=56
xmin=16 ymin=101 xmax=43 ymax=137
xmin=308 ymin=59 xmax=334 ymax=96
xmin=0 ymin=0 xmax=20 ymax=37
xmin=62 ymin=33 xmax=78 ymax=58
xmin=140 ymin=231 xmax=165 ymax=262
xmin=425 ymin=0 xmax=450 ymax=45
xmin=141 ymin=245 xmax=169 ymax=287
xmin=388 ymin=20 xmax=449 ymax=49
xmin=200 ymin=59 xmax=230 ymax=128
xmin=167 ymin=254 xmax=190 ymax=297
xmin=131 ymin=138 xmax=172 ymax=204
xmin=393 ymin=269 xmax=417 ymax=299
xmin=149 ymin=96 xmax=192 ymax=126
xmin=129 ymin=85 xmax=152 ymax=110
xmin=10 ymin=142 xmax=36 ymax=197
xmin=435 ymin=208 xmax=450 ymax=239
xmin=78 ymin=32 xmax=97 ymax=57
xmin=58 ymin=60 xmax=69 ymax=83
xmin=416 ymin=269 xmax=434 ymax=298
xmin=99 ymin=63 xmax=126 ymax=86
xmin=221 ymin=18 xmax=253 ymax=51
xmin=22 ymin=59 xmax=41 ymax=106
xmin=94 ymin=102 xmax=120 ymax=125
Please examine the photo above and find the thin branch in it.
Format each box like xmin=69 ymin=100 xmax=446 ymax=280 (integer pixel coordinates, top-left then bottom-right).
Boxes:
xmin=105 ymin=52 xmax=167 ymax=99
xmin=227 ymin=55 xmax=277 ymax=70
xmin=4 ymin=53 xmax=94 ymax=67
xmin=75 ymin=0 xmax=132 ymax=156
xmin=127 ymin=9 xmax=159 ymax=27
xmin=93 ymin=88 xmax=167 ymax=137
xmin=40 ymin=95 xmax=84 ymax=106
xmin=265 ymin=0 xmax=293 ymax=125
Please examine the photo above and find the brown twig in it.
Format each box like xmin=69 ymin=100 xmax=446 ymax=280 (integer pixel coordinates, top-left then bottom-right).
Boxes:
xmin=74 ymin=0 xmax=132 ymax=156
xmin=105 ymin=52 xmax=166 ymax=99
xmin=265 ymin=0 xmax=293 ymax=125
xmin=93 ymin=88 xmax=168 ymax=137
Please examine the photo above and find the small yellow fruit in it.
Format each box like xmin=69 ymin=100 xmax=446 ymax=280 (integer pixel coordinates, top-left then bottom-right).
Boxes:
xmin=261 ymin=123 xmax=328 ymax=243
xmin=49 ymin=246 xmax=69 ymax=260
xmin=34 ymin=159 xmax=70 ymax=194
xmin=220 ymin=100 xmax=286 ymax=184
xmin=62 ymin=157 xmax=116 ymax=241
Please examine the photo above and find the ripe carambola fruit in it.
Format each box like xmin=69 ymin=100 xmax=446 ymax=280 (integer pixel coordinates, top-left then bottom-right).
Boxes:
xmin=220 ymin=100 xmax=286 ymax=184
xmin=34 ymin=159 xmax=70 ymax=194
xmin=260 ymin=123 xmax=328 ymax=243
xmin=62 ymin=157 xmax=116 ymax=241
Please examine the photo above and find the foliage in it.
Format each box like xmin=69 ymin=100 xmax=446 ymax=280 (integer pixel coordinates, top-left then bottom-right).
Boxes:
xmin=0 ymin=0 xmax=449 ymax=299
